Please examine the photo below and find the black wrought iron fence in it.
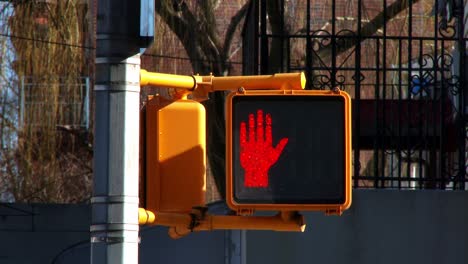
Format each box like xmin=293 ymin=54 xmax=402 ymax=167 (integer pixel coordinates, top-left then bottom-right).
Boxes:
xmin=243 ymin=0 xmax=468 ymax=189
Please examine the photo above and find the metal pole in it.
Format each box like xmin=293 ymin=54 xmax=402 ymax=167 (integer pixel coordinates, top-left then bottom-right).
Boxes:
xmin=91 ymin=0 xmax=142 ymax=263
xmin=91 ymin=56 xmax=140 ymax=263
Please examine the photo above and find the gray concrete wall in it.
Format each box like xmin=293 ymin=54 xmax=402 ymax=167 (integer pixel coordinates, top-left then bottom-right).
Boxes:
xmin=0 ymin=204 xmax=90 ymax=264
xmin=139 ymin=227 xmax=228 ymax=264
xmin=247 ymin=190 xmax=468 ymax=264
xmin=1 ymin=190 xmax=468 ymax=264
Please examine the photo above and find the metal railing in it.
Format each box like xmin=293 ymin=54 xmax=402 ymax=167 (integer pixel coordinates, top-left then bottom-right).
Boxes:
xmin=244 ymin=0 xmax=468 ymax=189
xmin=19 ymin=76 xmax=90 ymax=130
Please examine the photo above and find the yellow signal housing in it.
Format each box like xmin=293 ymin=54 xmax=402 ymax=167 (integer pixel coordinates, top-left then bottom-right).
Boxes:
xmin=145 ymin=95 xmax=206 ymax=213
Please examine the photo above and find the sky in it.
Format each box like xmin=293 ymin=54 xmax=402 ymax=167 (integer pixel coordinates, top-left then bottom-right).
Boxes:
xmin=0 ymin=2 xmax=17 ymax=203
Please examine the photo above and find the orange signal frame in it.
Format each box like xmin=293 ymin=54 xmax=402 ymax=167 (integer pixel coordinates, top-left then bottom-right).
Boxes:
xmin=225 ymin=89 xmax=352 ymax=215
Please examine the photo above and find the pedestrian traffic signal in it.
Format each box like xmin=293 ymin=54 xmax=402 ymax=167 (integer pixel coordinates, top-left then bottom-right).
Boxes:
xmin=145 ymin=95 xmax=206 ymax=214
xmin=226 ymin=89 xmax=352 ymax=215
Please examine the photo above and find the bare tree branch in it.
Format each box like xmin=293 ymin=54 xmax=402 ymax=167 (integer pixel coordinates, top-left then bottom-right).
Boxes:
xmin=222 ymin=2 xmax=249 ymax=73
xmin=155 ymin=0 xmax=225 ymax=74
xmin=155 ymin=0 xmax=205 ymax=72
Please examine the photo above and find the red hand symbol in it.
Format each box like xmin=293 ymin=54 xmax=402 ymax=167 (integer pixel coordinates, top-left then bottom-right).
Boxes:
xmin=240 ymin=110 xmax=289 ymax=187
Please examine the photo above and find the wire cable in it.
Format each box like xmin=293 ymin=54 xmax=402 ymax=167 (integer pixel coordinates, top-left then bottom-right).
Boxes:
xmin=50 ymin=239 xmax=89 ymax=264
xmin=0 ymin=32 xmax=94 ymax=49
xmin=0 ymin=203 xmax=35 ymax=216
xmin=142 ymin=53 xmax=242 ymax=65
xmin=0 ymin=34 xmax=240 ymax=66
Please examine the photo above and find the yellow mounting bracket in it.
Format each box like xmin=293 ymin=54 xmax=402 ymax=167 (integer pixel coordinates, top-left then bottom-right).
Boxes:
xmin=139 ymin=208 xmax=305 ymax=239
xmin=140 ymin=69 xmax=306 ymax=100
